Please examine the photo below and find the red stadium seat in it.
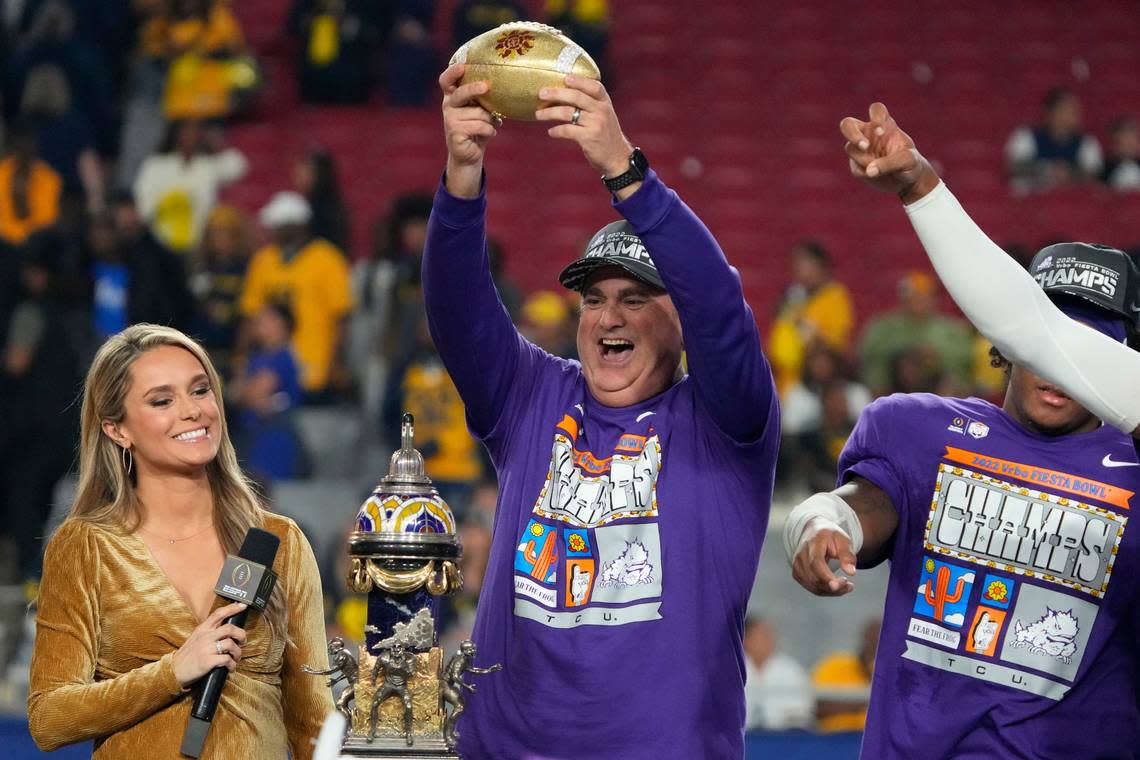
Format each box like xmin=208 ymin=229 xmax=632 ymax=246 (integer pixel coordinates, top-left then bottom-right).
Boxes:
xmin=216 ymin=0 xmax=1140 ymax=300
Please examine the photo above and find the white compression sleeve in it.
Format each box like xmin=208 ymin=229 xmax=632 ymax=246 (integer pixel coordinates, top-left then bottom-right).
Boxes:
xmin=783 ymin=492 xmax=864 ymax=564
xmin=904 ymin=182 xmax=1140 ymax=434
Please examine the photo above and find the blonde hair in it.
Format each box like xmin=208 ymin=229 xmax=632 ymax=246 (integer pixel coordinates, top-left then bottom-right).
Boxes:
xmin=69 ymin=323 xmax=286 ymax=635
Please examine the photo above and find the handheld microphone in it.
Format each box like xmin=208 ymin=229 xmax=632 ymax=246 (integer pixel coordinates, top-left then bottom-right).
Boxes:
xmin=180 ymin=527 xmax=280 ymax=758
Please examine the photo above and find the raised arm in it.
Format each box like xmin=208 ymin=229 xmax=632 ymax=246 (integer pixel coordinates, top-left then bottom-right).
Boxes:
xmin=841 ymin=103 xmax=1140 ymax=437
xmin=622 ymin=173 xmax=776 ymax=442
xmin=536 ymin=76 xmax=776 ymax=442
xmin=422 ymin=64 xmax=525 ymax=438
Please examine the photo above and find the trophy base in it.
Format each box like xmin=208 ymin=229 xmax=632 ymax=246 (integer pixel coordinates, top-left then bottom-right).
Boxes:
xmin=341 ymin=734 xmax=459 ymax=758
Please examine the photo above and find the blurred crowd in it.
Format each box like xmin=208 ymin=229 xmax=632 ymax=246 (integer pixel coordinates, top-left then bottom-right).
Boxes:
xmin=0 ymin=0 xmax=612 ymax=720
xmin=1006 ymin=86 xmax=1140 ymax=194
xmin=0 ymin=0 xmax=603 ymax=586
xmin=742 ymin=615 xmax=882 ymax=734
xmin=768 ymin=245 xmax=999 ymax=495
xmin=1 ymin=0 xmax=1138 ymax=735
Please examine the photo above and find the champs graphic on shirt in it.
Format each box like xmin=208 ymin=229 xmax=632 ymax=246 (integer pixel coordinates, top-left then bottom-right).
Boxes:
xmin=902 ymin=448 xmax=1129 ymax=700
xmin=512 ymin=408 xmax=664 ymax=629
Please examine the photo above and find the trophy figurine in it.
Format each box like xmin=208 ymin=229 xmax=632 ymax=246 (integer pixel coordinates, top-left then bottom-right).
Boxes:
xmin=440 ymin=641 xmax=501 ymax=749
xmin=303 ymin=414 xmax=499 ymax=758
xmin=301 ymin=637 xmax=357 ymax=721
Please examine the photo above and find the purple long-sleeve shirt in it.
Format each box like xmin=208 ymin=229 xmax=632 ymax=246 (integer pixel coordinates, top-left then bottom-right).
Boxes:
xmin=842 ymin=393 xmax=1140 ymax=759
xmin=423 ymin=170 xmax=779 ymax=759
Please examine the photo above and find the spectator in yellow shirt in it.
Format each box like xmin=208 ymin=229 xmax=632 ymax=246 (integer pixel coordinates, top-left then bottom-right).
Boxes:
xmin=240 ymin=191 xmax=353 ymax=397
xmin=382 ymin=315 xmax=485 ymax=509
xmin=811 ymin=618 xmax=880 ymax=733
xmin=767 ymin=241 xmax=855 ymax=396
xmin=0 ymin=124 xmax=62 ymax=246
xmin=545 ymin=0 xmax=609 ymax=76
xmin=161 ymin=0 xmax=251 ymax=120
xmin=971 ymin=330 xmax=1009 ymax=403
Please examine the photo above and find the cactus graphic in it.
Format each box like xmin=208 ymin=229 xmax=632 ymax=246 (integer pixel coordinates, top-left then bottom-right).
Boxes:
xmin=924 ymin=565 xmax=965 ymax=621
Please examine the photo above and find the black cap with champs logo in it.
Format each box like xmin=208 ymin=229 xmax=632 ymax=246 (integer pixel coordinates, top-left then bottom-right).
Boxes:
xmin=1029 ymin=242 xmax=1140 ymax=328
xmin=558 ymin=220 xmax=664 ymax=292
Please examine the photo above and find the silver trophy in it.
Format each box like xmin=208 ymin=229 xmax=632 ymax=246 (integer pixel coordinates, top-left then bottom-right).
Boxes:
xmin=303 ymin=414 xmax=499 ymax=757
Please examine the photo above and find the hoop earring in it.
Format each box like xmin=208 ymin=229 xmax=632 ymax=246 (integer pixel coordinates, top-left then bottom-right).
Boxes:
xmin=121 ymin=446 xmax=133 ymax=476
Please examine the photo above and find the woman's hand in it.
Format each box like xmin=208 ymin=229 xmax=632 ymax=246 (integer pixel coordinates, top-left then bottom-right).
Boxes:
xmin=171 ymin=601 xmax=248 ymax=686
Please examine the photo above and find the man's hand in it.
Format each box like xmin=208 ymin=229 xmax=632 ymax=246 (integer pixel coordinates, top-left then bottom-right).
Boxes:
xmin=790 ymin=519 xmax=858 ymax=597
xmin=840 ymin=102 xmax=939 ymax=204
xmin=535 ymin=76 xmax=636 ymax=194
xmin=440 ymin=63 xmax=499 ymax=198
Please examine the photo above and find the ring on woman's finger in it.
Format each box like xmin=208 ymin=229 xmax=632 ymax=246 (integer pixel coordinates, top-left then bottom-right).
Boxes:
xmin=570 ymin=107 xmax=581 ymax=126
xmin=215 ymin=640 xmax=225 ymax=656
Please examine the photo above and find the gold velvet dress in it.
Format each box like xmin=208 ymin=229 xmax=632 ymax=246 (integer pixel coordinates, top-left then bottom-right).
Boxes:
xmin=28 ymin=512 xmax=335 ymax=758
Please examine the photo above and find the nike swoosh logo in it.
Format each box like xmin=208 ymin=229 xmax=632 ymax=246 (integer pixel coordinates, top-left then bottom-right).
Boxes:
xmin=1102 ymin=454 xmax=1140 ymax=468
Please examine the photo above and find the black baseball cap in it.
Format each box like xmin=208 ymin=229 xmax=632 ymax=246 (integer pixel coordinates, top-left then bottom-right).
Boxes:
xmin=1029 ymin=242 xmax=1140 ymax=328
xmin=558 ymin=220 xmax=664 ymax=292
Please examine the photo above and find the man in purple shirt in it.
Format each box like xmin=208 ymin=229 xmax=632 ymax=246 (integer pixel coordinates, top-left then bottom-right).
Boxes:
xmin=785 ymin=106 xmax=1140 ymax=758
xmin=422 ymin=64 xmax=779 ymax=758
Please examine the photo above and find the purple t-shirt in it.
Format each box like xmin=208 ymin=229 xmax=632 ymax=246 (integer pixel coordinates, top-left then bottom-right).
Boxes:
xmin=423 ymin=171 xmax=779 ymax=758
xmin=841 ymin=393 xmax=1140 ymax=759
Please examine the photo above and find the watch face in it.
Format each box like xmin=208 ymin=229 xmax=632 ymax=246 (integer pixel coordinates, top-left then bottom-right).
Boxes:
xmin=631 ymin=148 xmax=649 ymax=174
xmin=602 ymin=149 xmax=649 ymax=192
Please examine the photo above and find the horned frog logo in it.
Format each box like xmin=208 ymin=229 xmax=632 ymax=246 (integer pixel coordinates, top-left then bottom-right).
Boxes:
xmin=599 ymin=539 xmax=654 ymax=587
xmin=1011 ymin=608 xmax=1080 ymax=663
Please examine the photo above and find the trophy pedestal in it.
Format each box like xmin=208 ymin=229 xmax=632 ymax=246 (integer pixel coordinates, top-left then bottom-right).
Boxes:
xmin=341 ymin=735 xmax=459 ymax=758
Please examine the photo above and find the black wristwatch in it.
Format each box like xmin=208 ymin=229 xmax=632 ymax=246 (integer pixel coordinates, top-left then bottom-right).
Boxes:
xmin=602 ymin=148 xmax=649 ymax=194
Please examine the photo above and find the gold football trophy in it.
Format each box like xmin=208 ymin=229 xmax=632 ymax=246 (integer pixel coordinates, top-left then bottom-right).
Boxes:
xmin=450 ymin=21 xmax=601 ymax=121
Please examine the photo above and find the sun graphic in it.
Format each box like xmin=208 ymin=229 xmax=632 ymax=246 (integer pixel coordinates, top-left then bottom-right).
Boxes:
xmin=495 ymin=30 xmax=536 ymax=59
xmin=924 ymin=558 xmax=935 ymax=573
xmin=530 ymin=522 xmax=545 ymax=536
xmin=567 ymin=533 xmax=587 ymax=553
xmin=985 ymin=580 xmax=1008 ymax=603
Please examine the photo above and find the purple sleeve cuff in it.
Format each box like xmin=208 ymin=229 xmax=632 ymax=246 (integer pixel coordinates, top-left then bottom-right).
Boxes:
xmin=613 ymin=169 xmax=673 ymax=234
xmin=840 ymin=459 xmax=907 ymax=523
xmin=432 ymin=170 xmax=488 ymax=229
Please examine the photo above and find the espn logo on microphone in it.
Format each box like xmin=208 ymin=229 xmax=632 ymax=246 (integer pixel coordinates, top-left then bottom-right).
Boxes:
xmin=215 ymin=555 xmax=277 ymax=611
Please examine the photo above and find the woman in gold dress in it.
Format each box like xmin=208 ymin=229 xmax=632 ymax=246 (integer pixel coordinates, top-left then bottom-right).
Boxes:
xmin=28 ymin=323 xmax=333 ymax=758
